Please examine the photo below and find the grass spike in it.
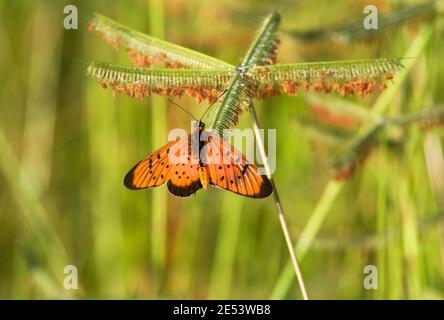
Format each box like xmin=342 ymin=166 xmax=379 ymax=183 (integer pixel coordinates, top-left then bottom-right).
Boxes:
xmin=248 ymin=58 xmax=404 ymax=98
xmin=89 ymin=13 xmax=234 ymax=70
xmin=86 ymin=61 xmax=233 ymax=102
xmin=207 ymin=11 xmax=281 ymax=133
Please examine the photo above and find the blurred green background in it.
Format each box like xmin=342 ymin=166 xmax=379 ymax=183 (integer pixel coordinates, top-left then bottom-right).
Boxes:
xmin=1 ymin=0 xmax=444 ymax=299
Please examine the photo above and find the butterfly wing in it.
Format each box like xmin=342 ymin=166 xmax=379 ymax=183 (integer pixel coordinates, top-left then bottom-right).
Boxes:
xmin=124 ymin=135 xmax=202 ymax=197
xmin=204 ymin=134 xmax=273 ymax=198
xmin=166 ymin=144 xmax=203 ymax=197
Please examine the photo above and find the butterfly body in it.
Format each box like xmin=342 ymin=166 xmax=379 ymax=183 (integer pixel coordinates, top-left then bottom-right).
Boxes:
xmin=198 ymin=166 xmax=210 ymax=189
xmin=124 ymin=121 xmax=273 ymax=198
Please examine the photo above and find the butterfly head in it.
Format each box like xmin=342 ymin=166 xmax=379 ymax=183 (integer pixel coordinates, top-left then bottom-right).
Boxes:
xmin=191 ymin=120 xmax=206 ymax=133
xmin=198 ymin=121 xmax=205 ymax=131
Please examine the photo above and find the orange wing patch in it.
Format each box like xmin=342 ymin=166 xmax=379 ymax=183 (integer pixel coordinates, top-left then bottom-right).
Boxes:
xmin=205 ymin=135 xmax=273 ymax=198
xmin=166 ymin=145 xmax=202 ymax=197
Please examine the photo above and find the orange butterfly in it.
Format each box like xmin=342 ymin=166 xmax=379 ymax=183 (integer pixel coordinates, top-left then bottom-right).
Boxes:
xmin=124 ymin=120 xmax=273 ymax=198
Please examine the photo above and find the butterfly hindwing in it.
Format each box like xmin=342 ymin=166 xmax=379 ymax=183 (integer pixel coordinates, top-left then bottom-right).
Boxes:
xmin=205 ymin=135 xmax=273 ymax=198
xmin=166 ymin=145 xmax=202 ymax=197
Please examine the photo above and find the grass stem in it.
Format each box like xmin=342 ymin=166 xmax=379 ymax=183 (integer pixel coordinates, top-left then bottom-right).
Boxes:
xmin=248 ymin=100 xmax=309 ymax=300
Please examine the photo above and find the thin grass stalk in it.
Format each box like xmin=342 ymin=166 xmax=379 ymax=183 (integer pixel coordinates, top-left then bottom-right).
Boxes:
xmin=248 ymin=100 xmax=309 ymax=300
xmin=149 ymin=0 xmax=168 ymax=296
xmin=21 ymin=3 xmax=60 ymax=195
xmin=387 ymin=164 xmax=407 ymax=298
xmin=270 ymin=181 xmax=341 ymax=299
xmin=399 ymin=177 xmax=422 ymax=298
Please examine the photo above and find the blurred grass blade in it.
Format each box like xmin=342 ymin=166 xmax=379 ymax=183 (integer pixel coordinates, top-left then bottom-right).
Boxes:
xmin=399 ymin=179 xmax=423 ymax=298
xmin=21 ymin=3 xmax=61 ymax=195
xmin=86 ymin=74 xmax=125 ymax=297
xmin=390 ymin=105 xmax=444 ymax=128
xmin=294 ymin=95 xmax=371 ymax=145
xmin=296 ymin=103 xmax=444 ymax=179
xmin=0 ymin=129 xmax=69 ymax=291
xmin=208 ymin=195 xmax=243 ymax=299
xmin=287 ymin=1 xmax=436 ymax=42
xmin=331 ymin=120 xmax=384 ymax=180
xmin=304 ymin=95 xmax=372 ymax=127
xmin=89 ymin=13 xmax=234 ymax=70
xmin=296 ymin=119 xmax=354 ymax=145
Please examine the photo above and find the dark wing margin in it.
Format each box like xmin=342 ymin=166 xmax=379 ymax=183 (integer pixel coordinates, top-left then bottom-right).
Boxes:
xmin=167 ymin=179 xmax=203 ymax=197
xmin=253 ymin=173 xmax=273 ymax=198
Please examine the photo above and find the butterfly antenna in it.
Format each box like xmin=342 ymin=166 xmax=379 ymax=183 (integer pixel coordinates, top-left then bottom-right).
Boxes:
xmin=167 ymin=98 xmax=198 ymax=121
xmin=199 ymin=89 xmax=228 ymax=121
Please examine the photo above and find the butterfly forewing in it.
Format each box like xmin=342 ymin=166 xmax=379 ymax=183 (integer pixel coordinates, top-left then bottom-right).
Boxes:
xmin=124 ymin=134 xmax=202 ymax=197
xmin=124 ymin=138 xmax=178 ymax=189
xmin=205 ymin=134 xmax=273 ymax=198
